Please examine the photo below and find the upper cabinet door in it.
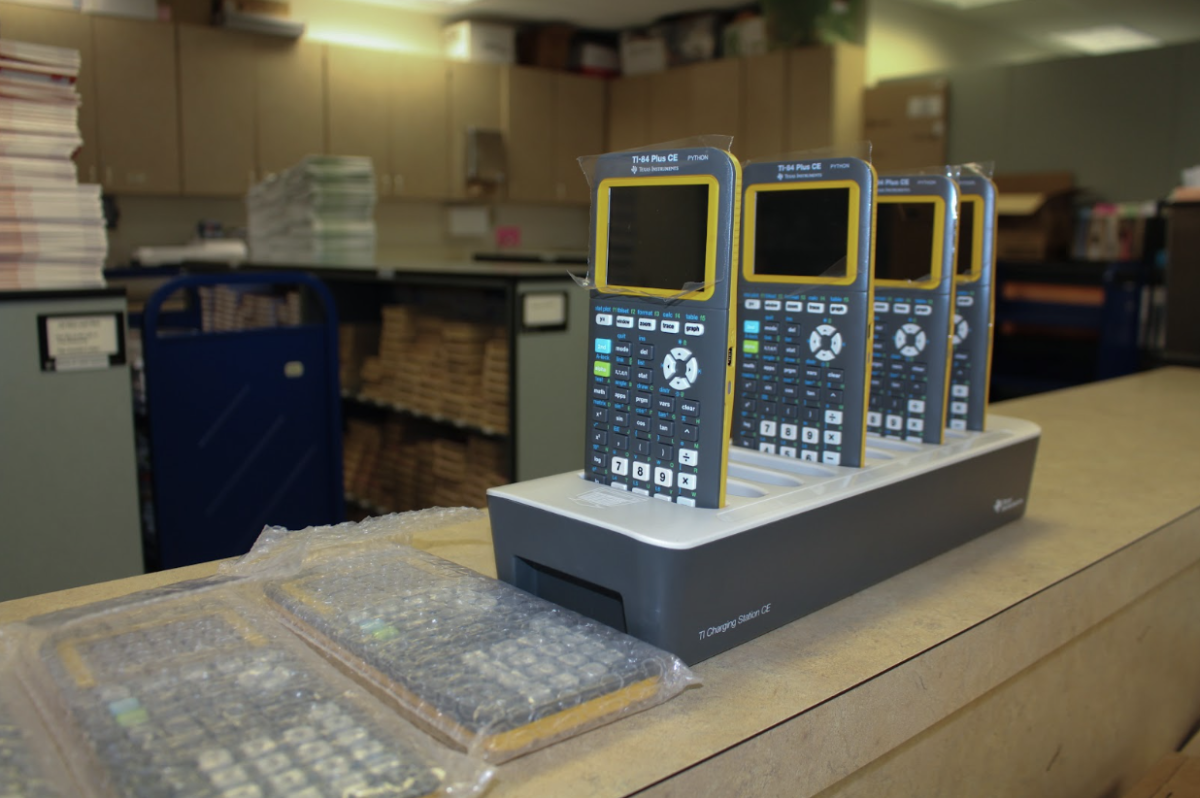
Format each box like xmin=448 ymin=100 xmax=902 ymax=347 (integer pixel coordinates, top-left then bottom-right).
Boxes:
xmin=256 ymin=39 xmax=326 ymax=179
xmin=786 ymin=44 xmax=865 ymax=153
xmin=326 ymin=44 xmax=392 ymax=197
xmin=0 ymin=4 xmax=100 ymax=184
xmin=503 ymin=66 xmax=556 ymax=203
xmin=555 ymin=72 xmax=605 ymax=204
xmin=741 ymin=51 xmax=788 ymax=163
xmin=650 ymin=68 xmax=692 ymax=144
xmin=688 ymin=59 xmax=742 ymax=155
xmin=389 ymin=53 xmax=449 ymax=200
xmin=607 ymin=74 xmax=653 ymax=153
xmin=92 ymin=17 xmax=180 ymax=195
xmin=448 ymin=61 xmax=502 ymax=199
xmin=177 ymin=24 xmax=256 ymax=196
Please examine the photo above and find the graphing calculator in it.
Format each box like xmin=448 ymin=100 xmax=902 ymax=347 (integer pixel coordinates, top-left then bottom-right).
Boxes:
xmin=265 ymin=546 xmax=675 ymax=761
xmin=869 ymin=174 xmax=959 ymax=444
xmin=38 ymin=598 xmax=449 ymax=798
xmin=584 ymin=145 xmax=741 ymax=508
xmin=948 ymin=168 xmax=998 ymax=431
xmin=734 ymin=156 xmax=876 ymax=467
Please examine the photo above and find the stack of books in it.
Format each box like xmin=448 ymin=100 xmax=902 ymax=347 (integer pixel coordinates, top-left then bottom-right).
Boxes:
xmin=246 ymin=155 xmax=377 ymax=266
xmin=0 ymin=39 xmax=107 ymax=290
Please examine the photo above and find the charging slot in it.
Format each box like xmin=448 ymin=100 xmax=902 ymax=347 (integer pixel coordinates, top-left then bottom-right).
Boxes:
xmin=512 ymin=557 xmax=627 ymax=632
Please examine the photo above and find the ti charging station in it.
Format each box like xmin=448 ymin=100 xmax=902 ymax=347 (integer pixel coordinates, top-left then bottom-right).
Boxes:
xmin=488 ymin=418 xmax=1039 ymax=665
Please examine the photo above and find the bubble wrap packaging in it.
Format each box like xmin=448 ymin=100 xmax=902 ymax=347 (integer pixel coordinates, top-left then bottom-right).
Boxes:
xmin=0 ymin=631 xmax=73 ymax=798
xmin=10 ymin=580 xmax=493 ymax=798
xmin=231 ymin=511 xmax=699 ymax=763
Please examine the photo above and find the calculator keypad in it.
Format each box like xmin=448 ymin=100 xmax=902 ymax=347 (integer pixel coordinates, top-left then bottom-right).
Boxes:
xmin=948 ymin=287 xmax=983 ymax=431
xmin=588 ymin=304 xmax=722 ymax=507
xmin=735 ymin=292 xmax=868 ymax=467
xmin=869 ymin=293 xmax=946 ymax=444
xmin=41 ymin=607 xmax=446 ymax=798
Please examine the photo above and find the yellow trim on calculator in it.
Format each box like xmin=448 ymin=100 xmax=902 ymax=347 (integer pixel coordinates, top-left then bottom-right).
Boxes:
xmin=594 ymin=175 xmax=720 ymax=302
xmin=741 ymin=179 xmax=861 ymax=287
xmin=955 ymin=195 xmax=986 ymax=284
xmin=875 ymin=195 xmax=947 ymax=290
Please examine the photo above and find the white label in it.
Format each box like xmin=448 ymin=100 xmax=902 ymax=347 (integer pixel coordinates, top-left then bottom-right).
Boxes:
xmin=45 ymin=315 xmax=119 ymax=371
xmin=523 ymin=293 xmax=566 ymax=327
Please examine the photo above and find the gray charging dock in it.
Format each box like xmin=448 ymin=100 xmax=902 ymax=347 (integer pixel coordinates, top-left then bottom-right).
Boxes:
xmin=488 ymin=415 xmax=1039 ymax=664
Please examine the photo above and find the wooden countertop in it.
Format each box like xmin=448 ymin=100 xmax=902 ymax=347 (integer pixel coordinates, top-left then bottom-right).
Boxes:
xmin=3 ymin=366 xmax=1199 ymax=797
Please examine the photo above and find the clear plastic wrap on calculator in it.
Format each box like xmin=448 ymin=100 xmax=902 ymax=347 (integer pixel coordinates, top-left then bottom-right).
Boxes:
xmin=12 ymin=585 xmax=493 ymax=798
xmin=0 ymin=631 xmax=72 ymax=798
xmin=258 ymin=540 xmax=699 ymax=763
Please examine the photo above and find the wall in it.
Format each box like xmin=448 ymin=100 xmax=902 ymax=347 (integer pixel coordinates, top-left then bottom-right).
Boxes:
xmin=947 ymin=41 xmax=1200 ymax=201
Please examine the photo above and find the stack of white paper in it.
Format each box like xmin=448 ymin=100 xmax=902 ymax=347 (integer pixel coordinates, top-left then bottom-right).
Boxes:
xmin=0 ymin=39 xmax=107 ymax=290
xmin=246 ymin=155 xmax=377 ymax=267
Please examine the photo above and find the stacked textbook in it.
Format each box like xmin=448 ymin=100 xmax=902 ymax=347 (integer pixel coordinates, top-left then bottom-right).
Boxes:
xmin=0 ymin=39 xmax=107 ymax=289
xmin=246 ymin=155 xmax=376 ymax=266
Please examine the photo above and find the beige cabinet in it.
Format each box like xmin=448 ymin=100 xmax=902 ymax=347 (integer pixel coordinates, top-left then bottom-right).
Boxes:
xmin=502 ymin=68 xmax=605 ymax=205
xmin=786 ymin=43 xmax=865 ymax=153
xmin=740 ymin=51 xmax=788 ymax=161
xmin=502 ymin=66 xmax=556 ymax=203
xmin=177 ymin=24 xmax=256 ymax=196
xmin=327 ymin=47 xmax=449 ymax=199
xmin=553 ymin=72 xmax=605 ymax=203
xmin=606 ymin=73 xmax=653 ymax=153
xmin=388 ymin=53 xmax=449 ymax=200
xmin=0 ymin=3 xmax=100 ymax=184
xmin=687 ymin=58 xmax=742 ymax=152
xmin=256 ymin=39 xmax=326 ymax=178
xmin=92 ymin=17 xmax=180 ymax=194
xmin=448 ymin=61 xmax=502 ymax=199
xmin=605 ymin=46 xmax=865 ymax=163
xmin=325 ymin=44 xmax=391 ymax=196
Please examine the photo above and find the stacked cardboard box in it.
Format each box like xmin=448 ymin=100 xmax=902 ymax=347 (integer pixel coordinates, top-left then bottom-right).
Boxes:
xmin=342 ymin=416 xmax=508 ymax=512
xmin=357 ymin=306 xmax=510 ymax=434
xmin=198 ymin=285 xmax=302 ymax=332
xmin=337 ymin=323 xmax=379 ymax=394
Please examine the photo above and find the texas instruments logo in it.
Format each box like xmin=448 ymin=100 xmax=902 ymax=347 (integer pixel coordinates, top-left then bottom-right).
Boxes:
xmin=993 ymin=497 xmax=1025 ymax=514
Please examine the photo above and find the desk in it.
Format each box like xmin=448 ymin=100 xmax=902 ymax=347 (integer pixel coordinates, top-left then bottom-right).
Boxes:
xmin=4 ymin=367 xmax=1200 ymax=797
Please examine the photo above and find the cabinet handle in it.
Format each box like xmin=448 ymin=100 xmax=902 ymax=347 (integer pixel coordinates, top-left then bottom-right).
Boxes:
xmin=380 ymin=174 xmax=391 ymax=195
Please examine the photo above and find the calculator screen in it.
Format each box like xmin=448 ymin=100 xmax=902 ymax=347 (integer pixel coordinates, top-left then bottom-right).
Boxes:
xmin=956 ymin=198 xmax=979 ymax=276
xmin=605 ymin=183 xmax=710 ymax=291
xmin=875 ymin=200 xmax=937 ymax=282
xmin=752 ymin=187 xmax=851 ymax=279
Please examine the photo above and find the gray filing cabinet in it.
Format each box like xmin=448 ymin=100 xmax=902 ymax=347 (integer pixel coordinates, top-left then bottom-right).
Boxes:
xmin=0 ymin=289 xmax=142 ymax=601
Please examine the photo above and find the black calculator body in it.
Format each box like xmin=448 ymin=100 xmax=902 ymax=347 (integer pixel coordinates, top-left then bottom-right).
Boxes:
xmin=584 ymin=145 xmax=741 ymax=508
xmin=869 ymin=175 xmax=959 ymax=445
xmin=949 ymin=168 xmax=998 ymax=431
xmin=733 ymin=156 xmax=876 ymax=467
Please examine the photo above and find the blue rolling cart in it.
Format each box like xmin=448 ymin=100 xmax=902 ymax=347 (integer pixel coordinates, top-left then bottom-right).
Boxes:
xmin=141 ymin=272 xmax=344 ymax=569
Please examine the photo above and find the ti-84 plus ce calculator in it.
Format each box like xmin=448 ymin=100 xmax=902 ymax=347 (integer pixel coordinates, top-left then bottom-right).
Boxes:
xmin=869 ymin=174 xmax=959 ymax=444
xmin=584 ymin=145 xmax=741 ymax=508
xmin=948 ymin=167 xmax=998 ymax=431
xmin=734 ymin=155 xmax=876 ymax=466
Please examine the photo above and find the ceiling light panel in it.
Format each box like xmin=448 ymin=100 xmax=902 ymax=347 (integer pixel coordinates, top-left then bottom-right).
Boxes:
xmin=1051 ymin=24 xmax=1163 ymax=54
